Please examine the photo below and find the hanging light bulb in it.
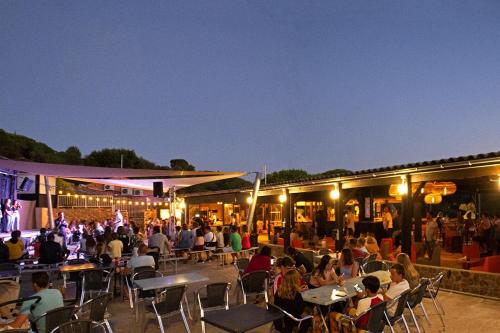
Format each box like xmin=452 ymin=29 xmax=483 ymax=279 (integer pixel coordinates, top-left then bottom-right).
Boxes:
xmin=66 ymin=192 xmax=71 ymax=196
xmin=58 ymin=190 xmax=63 ymax=195
xmin=246 ymin=195 xmax=253 ymax=204
xmin=74 ymin=194 xmax=79 ymax=199
xmin=279 ymin=192 xmax=287 ymax=203
xmin=330 ymin=183 xmax=340 ymax=200
xmin=397 ymin=176 xmax=408 ymax=195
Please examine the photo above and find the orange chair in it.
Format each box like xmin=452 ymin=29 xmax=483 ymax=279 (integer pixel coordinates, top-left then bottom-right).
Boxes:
xmin=291 ymin=239 xmax=303 ymax=248
xmin=277 ymin=238 xmax=284 ymax=246
xmin=325 ymin=237 xmax=335 ymax=251
xmin=471 ymin=255 xmax=500 ymax=273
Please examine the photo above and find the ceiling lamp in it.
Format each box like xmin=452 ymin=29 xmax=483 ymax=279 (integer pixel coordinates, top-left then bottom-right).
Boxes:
xmin=424 ymin=181 xmax=457 ymax=196
xmin=424 ymin=193 xmax=442 ymax=205
xmin=246 ymin=195 xmax=253 ymax=204
xmin=330 ymin=183 xmax=340 ymax=200
xmin=279 ymin=192 xmax=287 ymax=203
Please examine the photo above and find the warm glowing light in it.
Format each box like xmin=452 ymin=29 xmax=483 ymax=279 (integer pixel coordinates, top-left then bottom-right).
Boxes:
xmin=424 ymin=193 xmax=442 ymax=204
xmin=66 ymin=192 xmax=71 ymax=196
xmin=279 ymin=193 xmax=287 ymax=203
xmin=103 ymin=198 xmax=107 ymax=202
xmin=95 ymin=197 xmax=100 ymax=202
xmin=246 ymin=195 xmax=253 ymax=204
xmin=81 ymin=195 xmax=86 ymax=199
xmin=88 ymin=197 xmax=93 ymax=201
xmin=74 ymin=195 xmax=79 ymax=199
xmin=128 ymin=201 xmax=132 ymax=205
xmin=134 ymin=201 xmax=138 ymax=205
xmin=397 ymin=176 xmax=408 ymax=195
xmin=116 ymin=200 xmax=120 ymax=204
xmin=179 ymin=201 xmax=186 ymax=209
xmin=58 ymin=190 xmax=63 ymax=195
xmin=153 ymin=202 xmax=157 ymax=206
xmin=330 ymin=184 xmax=340 ymax=200
xmin=141 ymin=202 xmax=145 ymax=205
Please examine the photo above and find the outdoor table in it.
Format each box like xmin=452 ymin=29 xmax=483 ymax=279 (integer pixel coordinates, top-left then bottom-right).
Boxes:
xmin=134 ymin=272 xmax=209 ymax=320
xmin=202 ymin=303 xmax=283 ymax=333
xmin=159 ymin=256 xmax=183 ymax=274
xmin=301 ymin=270 xmax=391 ymax=330
xmin=59 ymin=262 xmax=98 ymax=299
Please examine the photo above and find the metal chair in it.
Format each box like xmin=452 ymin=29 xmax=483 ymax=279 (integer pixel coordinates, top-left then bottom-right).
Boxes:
xmin=406 ymin=279 xmax=431 ymax=333
xmin=131 ymin=269 xmax=163 ymax=310
xmin=49 ymin=319 xmax=103 ymax=333
xmin=77 ymin=292 xmax=113 ymax=333
xmin=234 ymin=257 xmax=250 ymax=275
xmin=125 ymin=265 xmax=156 ymax=309
xmin=424 ymin=271 xmax=446 ymax=326
xmin=79 ymin=269 xmax=113 ymax=306
xmin=384 ymin=289 xmax=411 ymax=333
xmin=362 ymin=260 xmax=387 ymax=274
xmin=238 ymin=270 xmax=269 ymax=306
xmin=195 ymin=282 xmax=231 ymax=333
xmin=268 ymin=303 xmax=313 ymax=333
xmin=33 ymin=305 xmax=76 ymax=333
xmin=146 ymin=285 xmax=190 ymax=333
xmin=339 ymin=300 xmax=387 ymax=333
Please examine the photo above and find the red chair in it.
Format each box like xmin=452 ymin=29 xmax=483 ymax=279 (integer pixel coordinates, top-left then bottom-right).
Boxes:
xmin=462 ymin=244 xmax=483 ymax=269
xmin=325 ymin=237 xmax=335 ymax=251
xmin=471 ymin=255 xmax=500 ymax=273
xmin=291 ymin=239 xmax=303 ymax=248
xmin=277 ymin=238 xmax=284 ymax=246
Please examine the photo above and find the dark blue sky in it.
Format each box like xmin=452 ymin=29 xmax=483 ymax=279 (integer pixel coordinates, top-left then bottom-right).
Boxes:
xmin=1 ymin=1 xmax=499 ymax=174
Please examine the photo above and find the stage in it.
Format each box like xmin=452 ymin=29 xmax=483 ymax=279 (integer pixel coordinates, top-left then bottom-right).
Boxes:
xmin=0 ymin=229 xmax=40 ymax=243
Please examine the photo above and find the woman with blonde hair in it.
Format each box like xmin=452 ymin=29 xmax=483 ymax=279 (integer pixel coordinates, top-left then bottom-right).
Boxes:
xmin=274 ymin=270 xmax=311 ymax=333
xmin=397 ymin=253 xmax=420 ymax=289
xmin=365 ymin=235 xmax=380 ymax=254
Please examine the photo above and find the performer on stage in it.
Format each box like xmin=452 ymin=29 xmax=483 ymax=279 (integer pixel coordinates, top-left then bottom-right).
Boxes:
xmin=1 ymin=199 xmax=13 ymax=233
xmin=54 ymin=211 xmax=68 ymax=245
xmin=113 ymin=209 xmax=123 ymax=232
xmin=11 ymin=200 xmax=21 ymax=231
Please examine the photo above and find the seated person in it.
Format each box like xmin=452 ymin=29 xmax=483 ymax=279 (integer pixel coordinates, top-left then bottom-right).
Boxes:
xmin=348 ymin=238 xmax=367 ymax=259
xmin=127 ymin=243 xmax=155 ymax=271
xmin=244 ymin=245 xmax=271 ymax=274
xmin=39 ymin=233 xmax=64 ymax=264
xmin=0 ymin=272 xmax=63 ymax=333
xmin=381 ymin=263 xmax=410 ymax=316
xmin=365 ymin=235 xmax=380 ymax=254
xmin=329 ymin=275 xmax=383 ymax=333
xmin=273 ymin=257 xmax=307 ymax=294
xmin=286 ymin=247 xmax=313 ymax=273
xmin=273 ymin=270 xmax=312 ymax=333
xmin=397 ymin=253 xmax=420 ymax=289
xmin=310 ymin=255 xmax=343 ymax=288
xmin=5 ymin=231 xmax=24 ymax=261
xmin=337 ymin=248 xmax=359 ymax=279
xmin=107 ymin=233 xmax=123 ymax=259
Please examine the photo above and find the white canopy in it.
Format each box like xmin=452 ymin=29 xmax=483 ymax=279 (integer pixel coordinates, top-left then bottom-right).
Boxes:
xmin=0 ymin=159 xmax=246 ymax=190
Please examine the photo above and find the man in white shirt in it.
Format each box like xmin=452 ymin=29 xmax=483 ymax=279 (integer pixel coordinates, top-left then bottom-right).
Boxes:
xmin=114 ymin=209 xmax=123 ymax=232
xmin=382 ymin=263 xmax=410 ymax=316
xmin=382 ymin=207 xmax=393 ymax=238
xmin=127 ymin=244 xmax=155 ymax=270
xmin=148 ymin=226 xmax=171 ymax=255
xmin=203 ymin=226 xmax=217 ymax=249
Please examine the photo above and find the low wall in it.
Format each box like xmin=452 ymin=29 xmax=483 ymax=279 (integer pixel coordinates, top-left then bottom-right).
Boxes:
xmin=415 ymin=263 xmax=500 ymax=299
xmin=261 ymin=242 xmax=500 ymax=300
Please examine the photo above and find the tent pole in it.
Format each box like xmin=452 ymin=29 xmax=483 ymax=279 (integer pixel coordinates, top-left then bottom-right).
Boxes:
xmin=44 ymin=176 xmax=54 ymax=229
xmin=247 ymin=172 xmax=261 ymax=234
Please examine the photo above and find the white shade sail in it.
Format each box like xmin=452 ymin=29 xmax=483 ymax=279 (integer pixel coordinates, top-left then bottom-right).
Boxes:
xmin=0 ymin=159 xmax=246 ymax=190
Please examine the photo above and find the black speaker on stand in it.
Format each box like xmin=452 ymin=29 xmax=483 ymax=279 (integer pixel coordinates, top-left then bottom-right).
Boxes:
xmin=19 ymin=177 xmax=34 ymax=192
xmin=153 ymin=181 xmax=164 ymax=198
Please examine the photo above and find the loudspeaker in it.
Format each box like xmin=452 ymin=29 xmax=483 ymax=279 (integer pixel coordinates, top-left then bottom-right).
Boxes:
xmin=153 ymin=181 xmax=164 ymax=198
xmin=19 ymin=177 xmax=34 ymax=192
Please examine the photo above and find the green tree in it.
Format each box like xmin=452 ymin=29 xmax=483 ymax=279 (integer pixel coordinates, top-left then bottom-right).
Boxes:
xmin=170 ymin=159 xmax=195 ymax=171
xmin=83 ymin=149 xmax=160 ymax=169
xmin=266 ymin=169 xmax=310 ymax=184
xmin=318 ymin=168 xmax=351 ymax=177
xmin=61 ymin=146 xmax=82 ymax=164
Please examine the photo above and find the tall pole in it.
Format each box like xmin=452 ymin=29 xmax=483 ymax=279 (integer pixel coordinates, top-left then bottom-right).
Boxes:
xmin=335 ymin=183 xmax=344 ymax=251
xmin=401 ymin=175 xmax=413 ymax=255
xmin=247 ymin=172 xmax=261 ymax=234
xmin=44 ymin=176 xmax=54 ymax=229
xmin=283 ymin=189 xmax=291 ymax=249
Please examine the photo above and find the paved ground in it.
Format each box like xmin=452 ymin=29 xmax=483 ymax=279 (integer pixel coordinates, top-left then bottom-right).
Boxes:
xmin=98 ymin=258 xmax=500 ymax=333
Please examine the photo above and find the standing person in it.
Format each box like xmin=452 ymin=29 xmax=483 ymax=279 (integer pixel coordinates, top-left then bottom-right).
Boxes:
xmin=382 ymin=206 xmax=393 ymax=238
xmin=6 ymin=230 xmax=24 ymax=261
xmin=148 ymin=226 xmax=171 ymax=255
xmin=11 ymin=200 xmax=21 ymax=231
xmin=1 ymin=199 xmax=13 ymax=233
xmin=113 ymin=209 xmax=123 ymax=232
xmin=345 ymin=208 xmax=356 ymax=236
xmin=0 ymin=272 xmax=63 ymax=333
xmin=54 ymin=211 xmax=68 ymax=246
xmin=425 ymin=213 xmax=439 ymax=258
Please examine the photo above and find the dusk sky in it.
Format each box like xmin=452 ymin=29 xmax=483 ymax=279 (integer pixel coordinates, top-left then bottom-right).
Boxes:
xmin=1 ymin=1 xmax=499 ymax=175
